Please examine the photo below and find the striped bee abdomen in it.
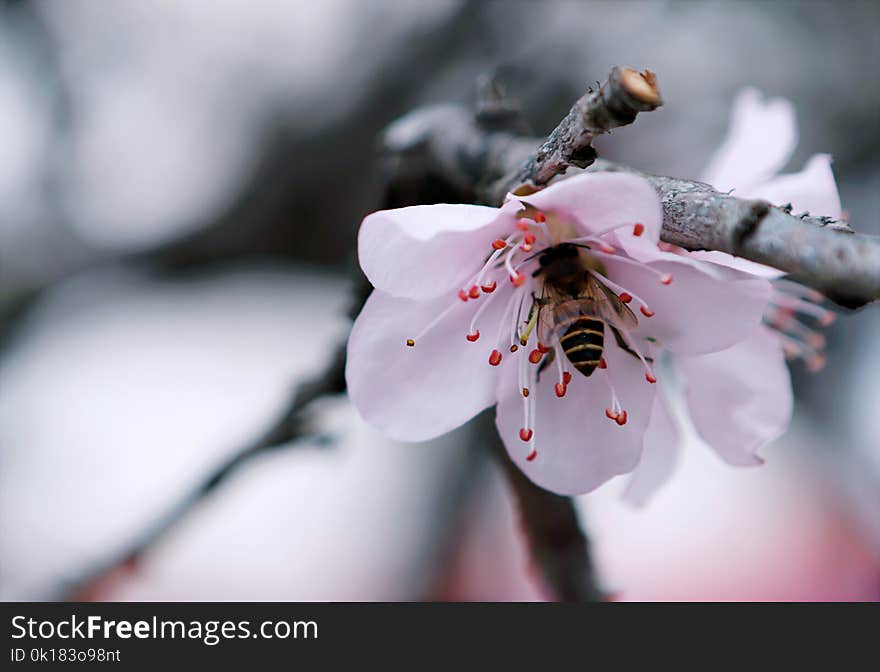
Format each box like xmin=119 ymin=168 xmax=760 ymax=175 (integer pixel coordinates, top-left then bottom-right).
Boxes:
xmin=560 ymin=315 xmax=605 ymax=377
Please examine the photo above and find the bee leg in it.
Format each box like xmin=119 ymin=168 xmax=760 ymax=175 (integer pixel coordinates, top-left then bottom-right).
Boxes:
xmin=609 ymin=326 xmax=654 ymax=364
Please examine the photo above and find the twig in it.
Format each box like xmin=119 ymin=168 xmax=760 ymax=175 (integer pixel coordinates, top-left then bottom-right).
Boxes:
xmin=384 ymin=66 xmax=661 ymax=205
xmin=489 ymin=66 xmax=661 ymax=198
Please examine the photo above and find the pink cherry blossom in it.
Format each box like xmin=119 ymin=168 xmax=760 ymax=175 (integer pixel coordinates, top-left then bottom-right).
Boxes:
xmin=702 ymin=88 xmax=842 ymax=220
xmin=626 ymin=89 xmax=841 ymax=505
xmin=347 ymin=172 xmax=770 ymax=495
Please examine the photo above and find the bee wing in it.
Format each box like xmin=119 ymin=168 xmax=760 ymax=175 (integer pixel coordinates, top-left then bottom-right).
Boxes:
xmin=535 ymin=284 xmax=565 ymax=345
xmin=535 ymin=278 xmax=637 ymax=345
xmin=536 ymin=301 xmax=559 ymax=345
xmin=537 ymin=298 xmax=599 ymax=345
xmin=585 ymin=278 xmax=639 ymax=330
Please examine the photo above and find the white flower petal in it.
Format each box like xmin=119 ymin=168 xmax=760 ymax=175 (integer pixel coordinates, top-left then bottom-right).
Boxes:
xmin=601 ymin=254 xmax=771 ymax=355
xmin=495 ymin=339 xmax=656 ymax=495
xmin=358 ymin=202 xmax=514 ymax=300
xmin=346 ymin=287 xmax=514 ymax=441
xmin=622 ymin=391 xmax=680 ymax=506
xmin=701 ymin=88 xmax=797 ymax=193
xmin=678 ymin=327 xmax=792 ymax=466
xmin=686 ymin=250 xmax=785 ymax=279
xmin=515 ymin=172 xmax=663 ymax=257
xmin=747 ymin=154 xmax=842 ymax=219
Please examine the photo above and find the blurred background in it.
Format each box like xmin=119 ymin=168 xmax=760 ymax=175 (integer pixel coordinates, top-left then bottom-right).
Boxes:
xmin=1 ymin=0 xmax=878 ymax=601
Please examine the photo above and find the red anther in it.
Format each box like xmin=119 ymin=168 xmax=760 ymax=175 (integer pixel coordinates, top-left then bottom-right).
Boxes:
xmin=660 ymin=274 xmax=673 ymax=285
xmin=633 ymin=223 xmax=645 ymax=237
xmin=528 ymin=349 xmax=543 ymax=364
xmin=489 ymin=350 xmax=503 ymax=366
xmin=520 ymin=338 xmax=528 ymax=346
xmin=619 ymin=292 xmax=633 ymax=304
xmin=562 ymin=371 xmax=572 ymax=385
xmin=458 ymin=289 xmax=469 ymax=302
xmin=615 ymin=410 xmax=628 ymax=426
xmin=520 ymin=243 xmax=533 ymax=252
xmin=466 ymin=330 xmax=480 ymax=342
xmin=516 ymin=219 xmax=531 ymax=231
xmin=510 ymin=273 xmax=526 ymax=287
xmin=598 ymin=357 xmax=607 ymax=369
xmin=522 ymin=387 xmax=530 ymax=398
xmin=534 ymin=212 xmax=547 ymax=223
xmin=481 ymin=281 xmax=497 ymax=293
xmin=555 ymin=382 xmax=567 ymax=398
xmin=537 ymin=342 xmax=551 ymax=354
xmin=526 ymin=450 xmax=538 ymax=462
xmin=509 ymin=344 xmax=519 ymax=353
xmin=519 ymin=428 xmax=533 ymax=442
xmin=807 ymin=354 xmax=826 ymax=373
xmin=640 ymin=306 xmax=655 ymax=318
xmin=468 ymin=285 xmax=480 ymax=299
xmin=405 ymin=339 xmax=415 ymax=348
xmin=645 ymin=372 xmax=657 ymax=384
xmin=770 ymin=317 xmax=790 ymax=331
xmin=605 ymin=407 xmax=619 ymax=421
xmin=492 ymin=239 xmax=508 ymax=250
xmin=819 ymin=312 xmax=836 ymax=326
xmin=523 ymin=233 xmax=537 ymax=245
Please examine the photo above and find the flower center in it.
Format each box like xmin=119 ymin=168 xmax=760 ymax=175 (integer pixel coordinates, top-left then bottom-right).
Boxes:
xmin=405 ymin=208 xmax=674 ymax=463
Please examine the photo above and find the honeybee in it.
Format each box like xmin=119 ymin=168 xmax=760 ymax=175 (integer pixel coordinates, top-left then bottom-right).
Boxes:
xmin=531 ymin=243 xmax=638 ymax=377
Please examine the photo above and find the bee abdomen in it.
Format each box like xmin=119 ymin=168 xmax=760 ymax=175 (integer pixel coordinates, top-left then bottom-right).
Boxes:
xmin=561 ymin=316 xmax=604 ymax=376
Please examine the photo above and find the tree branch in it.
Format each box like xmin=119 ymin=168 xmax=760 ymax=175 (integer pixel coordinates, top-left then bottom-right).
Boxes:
xmin=488 ymin=66 xmax=661 ymax=199
xmin=62 ymin=341 xmax=349 ymax=599
xmin=385 ymin=73 xmax=878 ymax=309
xmin=587 ymin=161 xmax=876 ymax=309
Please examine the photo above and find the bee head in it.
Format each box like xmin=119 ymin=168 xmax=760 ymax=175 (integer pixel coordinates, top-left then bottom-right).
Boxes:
xmin=538 ymin=243 xmax=579 ymax=267
xmin=535 ymin=243 xmax=584 ymax=283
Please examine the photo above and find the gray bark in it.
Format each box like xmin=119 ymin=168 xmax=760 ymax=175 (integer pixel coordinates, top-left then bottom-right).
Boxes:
xmin=386 ymin=72 xmax=877 ymax=309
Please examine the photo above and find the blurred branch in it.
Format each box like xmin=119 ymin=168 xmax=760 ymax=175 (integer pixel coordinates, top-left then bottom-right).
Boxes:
xmin=488 ymin=424 xmax=607 ymax=601
xmin=63 ymin=340 xmax=350 ymax=599
xmin=0 ymin=0 xmax=488 ymax=331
